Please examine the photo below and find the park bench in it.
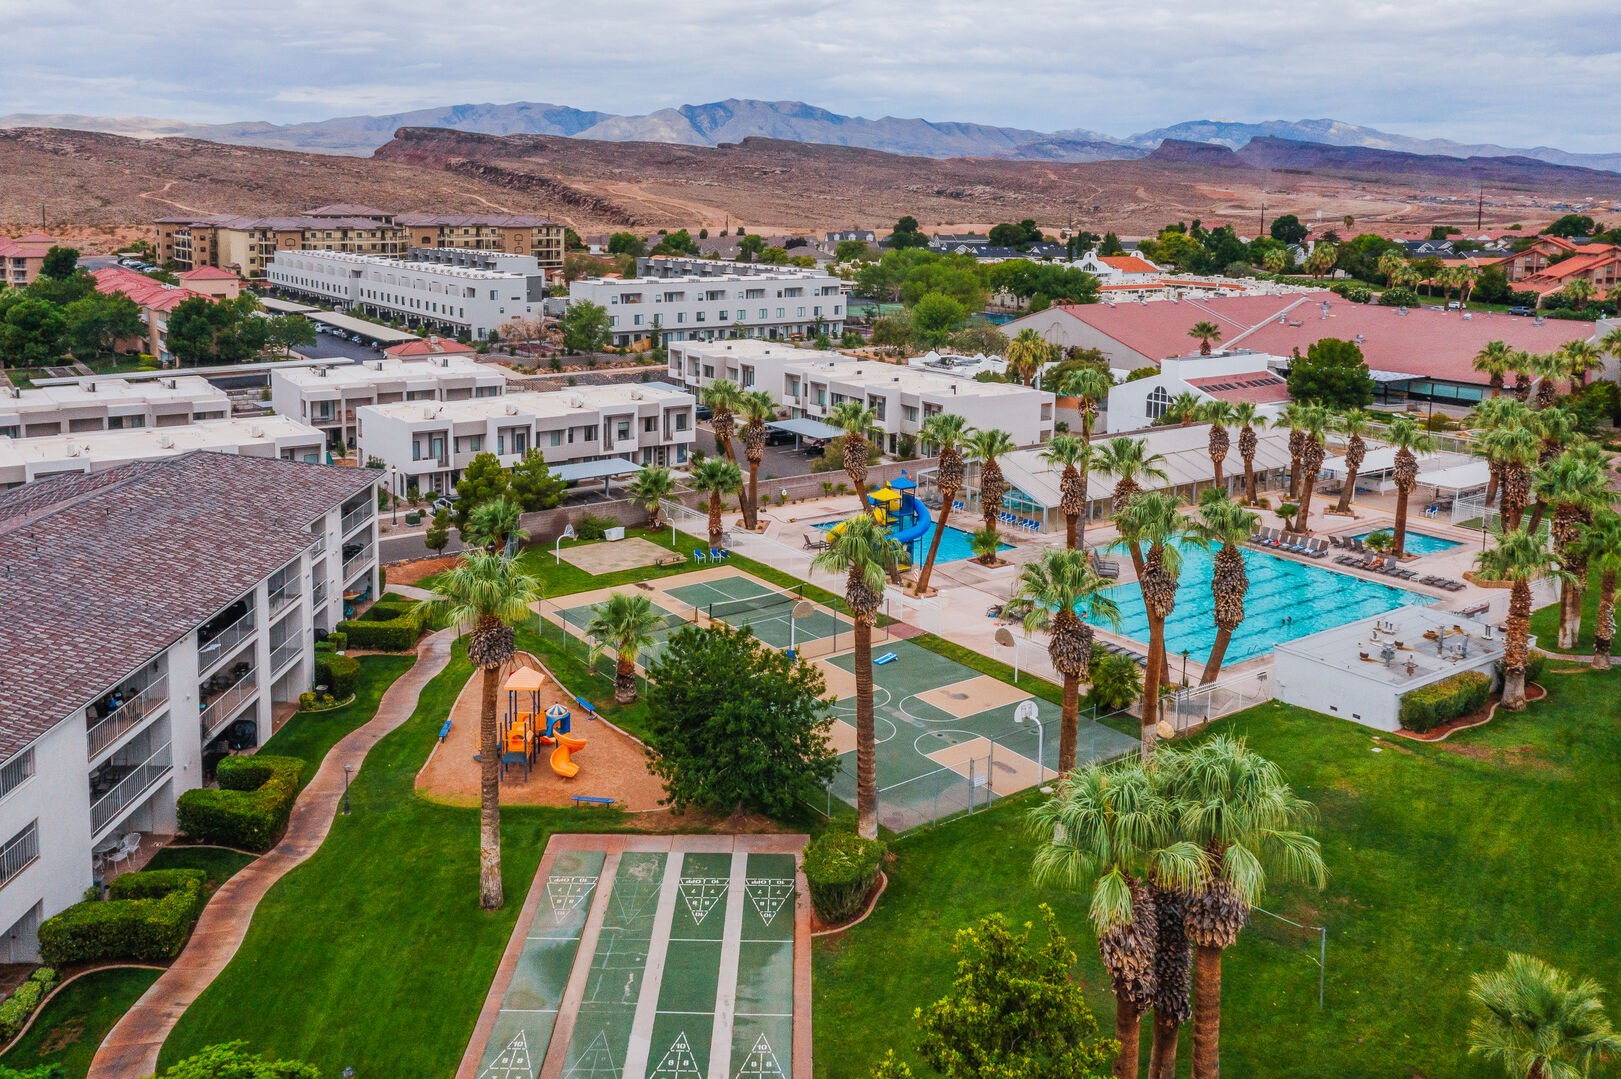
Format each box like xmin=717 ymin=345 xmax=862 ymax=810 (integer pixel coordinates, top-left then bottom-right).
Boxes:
xmin=438 ymin=720 xmax=452 ymax=741
xmin=572 ymin=795 xmax=616 ymax=807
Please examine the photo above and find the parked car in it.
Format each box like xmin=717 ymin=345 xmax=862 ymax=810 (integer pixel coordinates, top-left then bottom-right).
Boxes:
xmin=765 ymin=428 xmax=796 ymax=446
xmin=1445 ymin=301 xmax=1462 ymax=311
xmin=1507 ymin=305 xmax=1534 ymax=316
xmin=696 ymin=404 xmax=714 ymax=421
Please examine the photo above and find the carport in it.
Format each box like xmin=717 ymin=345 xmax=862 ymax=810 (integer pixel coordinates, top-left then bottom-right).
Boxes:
xmin=766 ymin=417 xmax=843 ymax=453
xmin=308 ymin=312 xmax=420 ymax=345
xmin=551 ymin=458 xmax=644 ymax=496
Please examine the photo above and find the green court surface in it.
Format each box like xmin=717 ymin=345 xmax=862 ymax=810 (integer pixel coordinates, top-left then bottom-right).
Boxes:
xmin=665 ymin=577 xmax=844 ymax=653
xmin=553 ymin=601 xmax=694 ymax=668
xmin=462 ymin=836 xmax=808 ymax=1079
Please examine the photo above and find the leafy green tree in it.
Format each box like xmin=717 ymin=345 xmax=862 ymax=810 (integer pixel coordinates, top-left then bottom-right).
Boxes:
xmin=152 ymin=1040 xmax=321 ymax=1078
xmin=507 ymin=450 xmax=567 ymax=511
xmin=834 ymin=239 xmax=874 ymax=262
xmin=872 ymin=908 xmax=1116 ymax=1079
xmin=1269 ymin=215 xmax=1308 ymax=246
xmin=1545 ymin=214 xmax=1597 ymax=239
xmin=606 ymin=232 xmax=645 ymax=256
xmin=650 ymin=228 xmax=700 ymax=256
xmin=423 ymin=510 xmax=451 ymax=556
xmin=266 ymin=314 xmax=316 ymax=357
xmin=453 ymin=452 xmax=510 ymax=527
xmin=644 ymin=622 xmax=837 ymax=814
xmin=563 ymin=226 xmax=584 ymax=250
xmin=888 ymin=215 xmax=928 ymax=248
xmin=1286 ymin=338 xmax=1374 ymax=409
xmin=0 ymin=297 xmax=68 ymax=366
xmin=910 ymin=291 xmax=967 ymax=349
xmin=1098 ymin=232 xmax=1125 ymax=256
xmin=40 ymin=245 xmax=79 ymax=280
xmin=63 ymin=290 xmax=142 ymax=356
xmin=737 ymin=234 xmax=767 ymax=262
xmin=559 ymin=300 xmax=611 ymax=354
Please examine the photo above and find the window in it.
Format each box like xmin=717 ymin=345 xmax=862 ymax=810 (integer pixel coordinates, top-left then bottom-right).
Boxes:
xmin=0 ymin=821 xmax=38 ymax=888
xmin=550 ymin=431 xmax=563 ymax=447
xmin=719 ymin=310 xmax=730 ymax=321
xmin=1145 ymin=385 xmax=1172 ymax=421
xmin=775 ymin=308 xmax=785 ymax=318
xmin=0 ymin=750 xmax=34 ymax=800
xmin=759 ymin=309 xmax=768 ymax=319
xmin=617 ymin=420 xmax=632 ymax=442
xmin=674 ymin=412 xmax=689 ymax=431
xmin=644 ymin=417 xmax=657 ymax=433
xmin=903 ymin=405 xmax=919 ymax=422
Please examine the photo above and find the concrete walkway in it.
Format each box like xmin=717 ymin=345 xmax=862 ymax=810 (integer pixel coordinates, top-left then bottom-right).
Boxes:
xmin=89 ymin=629 xmax=457 ymax=1079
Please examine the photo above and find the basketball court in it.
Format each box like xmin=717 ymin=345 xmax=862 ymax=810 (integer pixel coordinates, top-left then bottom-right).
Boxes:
xmin=459 ymin=834 xmax=810 ymax=1079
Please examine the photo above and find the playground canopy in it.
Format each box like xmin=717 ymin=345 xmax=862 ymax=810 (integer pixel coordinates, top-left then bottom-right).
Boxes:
xmin=504 ymin=667 xmax=547 ymax=692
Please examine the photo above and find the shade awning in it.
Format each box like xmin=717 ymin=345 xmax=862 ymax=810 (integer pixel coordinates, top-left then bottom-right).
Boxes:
xmin=1416 ymin=460 xmax=1491 ymax=493
xmin=551 ymin=459 xmax=644 ymax=483
xmin=504 ymin=667 xmax=547 ymax=692
xmin=1322 ymin=446 xmax=1443 ymax=479
xmin=767 ymin=418 xmax=842 ymax=440
xmin=308 ymin=311 xmax=420 ymax=344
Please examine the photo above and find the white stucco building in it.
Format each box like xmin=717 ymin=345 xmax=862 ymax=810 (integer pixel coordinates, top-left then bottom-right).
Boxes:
xmin=1 ymin=376 xmax=230 ymax=440
xmin=0 ymin=453 xmax=379 ymax=960
xmin=0 ymin=416 xmax=325 ymax=490
xmin=1104 ymin=351 xmax=1291 ymax=433
xmin=569 ymin=261 xmax=845 ymax=348
xmin=269 ymin=352 xmax=506 ymax=448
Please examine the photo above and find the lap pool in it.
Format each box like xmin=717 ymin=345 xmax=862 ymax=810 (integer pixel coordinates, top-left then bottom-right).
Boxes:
xmin=1353 ymin=530 xmax=1460 ymax=556
xmin=1084 ymin=540 xmax=1434 ymax=667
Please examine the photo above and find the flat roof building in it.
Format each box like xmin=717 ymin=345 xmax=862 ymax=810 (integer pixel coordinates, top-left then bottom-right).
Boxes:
xmin=1 ymin=376 xmax=230 ymax=440
xmin=269 ymin=354 xmax=506 ymax=448
xmin=571 ymin=263 xmax=845 ymax=348
xmin=0 ymin=416 xmax=325 ymax=490
xmin=1105 ymin=351 xmax=1291 ymax=433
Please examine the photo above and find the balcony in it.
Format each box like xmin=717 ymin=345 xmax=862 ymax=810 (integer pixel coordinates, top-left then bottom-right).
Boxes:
xmin=340 ymin=502 xmax=374 ymax=539
xmin=267 ymin=579 xmax=299 ymax=620
xmin=199 ymin=668 xmax=257 ymax=742
xmin=342 ymin=543 xmax=374 ymax=584
xmin=198 ymin=610 xmax=255 ymax=676
xmin=86 ymin=677 xmax=170 ymax=759
xmin=90 ymin=742 xmax=173 ymax=836
xmin=269 ymin=634 xmax=302 ymax=675
xmin=312 ymin=578 xmax=329 ymax=611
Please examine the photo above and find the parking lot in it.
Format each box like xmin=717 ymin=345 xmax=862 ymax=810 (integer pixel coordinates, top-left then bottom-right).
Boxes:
xmin=696 ymin=425 xmax=827 ymax=480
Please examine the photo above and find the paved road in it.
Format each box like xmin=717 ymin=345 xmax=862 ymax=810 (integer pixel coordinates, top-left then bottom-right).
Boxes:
xmin=294 ymin=335 xmax=389 ymax=362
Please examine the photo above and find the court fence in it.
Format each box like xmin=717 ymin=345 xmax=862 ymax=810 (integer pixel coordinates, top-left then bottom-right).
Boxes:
xmin=1161 ymin=667 xmax=1276 ymax=733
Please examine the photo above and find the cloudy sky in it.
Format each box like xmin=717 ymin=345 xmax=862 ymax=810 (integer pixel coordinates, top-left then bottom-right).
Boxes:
xmin=3 ymin=0 xmax=1617 ymax=150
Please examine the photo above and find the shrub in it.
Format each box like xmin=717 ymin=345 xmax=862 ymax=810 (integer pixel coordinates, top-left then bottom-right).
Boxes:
xmin=1399 ymin=671 xmax=1492 ymax=732
xmin=1085 ymin=647 xmax=1143 ymax=712
xmin=803 ymin=828 xmax=886 ymax=924
xmin=337 ymin=598 xmax=421 ymax=651
xmin=1378 ymin=286 xmax=1419 ymax=307
xmin=1526 ymin=652 xmax=1548 ymax=686
xmin=38 ymin=870 xmax=205 ymax=966
xmin=575 ymin=512 xmax=619 ymax=542
xmin=313 ymin=652 xmax=359 ymax=698
xmin=0 ymin=966 xmax=57 ymax=1041
xmin=176 ymin=756 xmax=302 ymax=851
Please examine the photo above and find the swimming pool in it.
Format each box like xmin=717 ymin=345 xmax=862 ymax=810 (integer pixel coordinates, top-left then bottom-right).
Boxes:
xmin=814 ymin=520 xmax=1007 ymax=564
xmin=1084 ymin=540 xmax=1434 ymax=667
xmin=1353 ymin=530 xmax=1460 ymax=556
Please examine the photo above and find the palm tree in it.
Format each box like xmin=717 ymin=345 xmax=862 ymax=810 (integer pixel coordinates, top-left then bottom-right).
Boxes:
xmin=626 ymin=465 xmax=676 ymax=528
xmin=1029 ymin=763 xmax=1207 ymax=1079
xmin=1230 ymin=402 xmax=1267 ymax=505
xmin=1162 ymin=391 xmax=1203 ymax=427
xmin=737 ymin=389 xmax=777 ymax=529
xmin=965 ymin=427 xmax=1017 ymax=544
xmin=1331 ymin=409 xmax=1374 ymax=514
xmin=1511 ymin=349 xmax=1534 ymax=402
xmin=434 ymin=551 xmax=544 ymax=910
xmin=1477 ymin=527 xmax=1569 ymax=710
xmin=1304 ymin=242 xmax=1338 ymax=278
xmin=1187 ymin=320 xmax=1223 ymax=356
xmin=1197 ymin=400 xmax=1236 ymax=493
xmin=1013 ymin=549 xmax=1121 ymax=771
xmin=1560 ymin=339 xmax=1602 ymax=388
xmin=585 ymin=592 xmax=664 ymax=705
xmin=1528 ymin=350 xmax=1565 ymax=408
xmin=1040 ymin=434 xmax=1093 ymax=549
xmin=464 ymin=495 xmax=528 ymax=554
xmin=702 ymin=379 xmax=743 ymax=462
xmin=1479 ymin=425 xmax=1540 ymax=532
xmin=1599 ymin=325 xmax=1621 ymax=363
xmin=1474 ymin=340 xmax=1515 ymax=398
xmin=829 ymin=399 xmax=881 ymax=515
xmin=1189 ymin=492 xmax=1260 ymax=684
xmin=915 ymin=412 xmax=969 ymax=595
xmin=1097 ymin=437 xmax=1170 ymax=575
xmin=1112 ymin=491 xmax=1187 ymax=760
xmin=1458 ymin=265 xmax=1479 ymax=306
xmin=812 ymin=515 xmax=902 ymax=839
xmin=1584 ymin=510 xmax=1621 ymax=670
xmin=1006 ymin=327 xmax=1053 ymax=386
xmin=1275 ymin=401 xmax=1309 ymax=501
xmin=1060 ymin=366 xmax=1114 ymax=439
xmin=1386 ymin=416 xmax=1437 ymax=558
xmin=689 ymin=457 xmax=743 ymax=550
xmin=1261 ymin=247 xmax=1289 ymax=275
xmin=1292 ymin=403 xmax=1333 ymax=531
xmin=1469 ymin=952 xmax=1621 ymax=1079
xmin=1376 ymin=250 xmax=1408 ymax=288
xmin=1560 ymin=277 xmax=1596 ymax=310
xmin=1531 ymin=448 xmax=1610 ymax=650
xmin=1168 ymin=736 xmax=1326 ymax=1079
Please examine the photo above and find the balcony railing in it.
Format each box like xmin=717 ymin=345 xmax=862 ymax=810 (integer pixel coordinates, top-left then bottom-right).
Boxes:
xmin=343 ymin=546 xmax=374 ymax=584
xmin=269 ymin=636 xmax=302 ymax=674
xmin=91 ymin=742 xmax=173 ymax=835
xmin=199 ymin=669 xmax=257 ymax=741
xmin=267 ymin=579 xmax=299 ymax=618
xmin=0 ymin=823 xmax=38 ymax=888
xmin=198 ymin=612 xmax=255 ymax=675
xmin=340 ymin=503 xmax=373 ymax=538
xmin=312 ymin=578 xmax=329 ymax=611
xmin=86 ymin=677 xmax=170 ymax=758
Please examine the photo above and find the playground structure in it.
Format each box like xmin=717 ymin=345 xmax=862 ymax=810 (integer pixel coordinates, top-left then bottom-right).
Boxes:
xmin=501 ymin=666 xmax=587 ymax=782
xmin=823 ymin=471 xmax=934 ymax=566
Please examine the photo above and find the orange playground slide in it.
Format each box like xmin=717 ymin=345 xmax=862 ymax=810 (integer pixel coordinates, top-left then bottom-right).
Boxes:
xmin=550 ymin=731 xmax=586 ymax=779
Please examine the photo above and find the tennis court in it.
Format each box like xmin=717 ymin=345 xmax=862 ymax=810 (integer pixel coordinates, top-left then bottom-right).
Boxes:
xmin=458 ymin=834 xmax=810 ymax=1079
xmin=550 ymin=599 xmax=694 ymax=669
xmin=663 ymin=575 xmax=847 ymax=655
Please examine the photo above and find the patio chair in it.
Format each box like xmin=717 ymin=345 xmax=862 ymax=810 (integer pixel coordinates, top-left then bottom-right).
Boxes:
xmin=692 ymin=548 xmax=708 ymax=564
xmin=108 ymin=832 xmax=142 ymax=869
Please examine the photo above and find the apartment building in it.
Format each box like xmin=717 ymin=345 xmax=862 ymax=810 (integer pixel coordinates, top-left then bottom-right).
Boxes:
xmin=269 ymin=354 xmax=506 ymax=448
xmin=266 ymin=250 xmax=545 ymax=341
xmin=356 ymin=383 xmax=696 ymax=496
xmin=1 ymin=375 xmax=229 ymax=440
xmin=570 ymin=261 xmax=844 ymax=348
xmin=156 ymin=207 xmax=563 ymax=279
xmin=88 ymin=267 xmax=226 ymax=363
xmin=0 ymin=453 xmax=379 ymax=960
xmin=0 ymin=233 xmax=54 ymax=289
xmin=0 ymin=416 xmax=325 ymax=490
xmin=668 ymin=339 xmax=1055 ymax=453
xmin=406 ymin=248 xmax=549 ymax=301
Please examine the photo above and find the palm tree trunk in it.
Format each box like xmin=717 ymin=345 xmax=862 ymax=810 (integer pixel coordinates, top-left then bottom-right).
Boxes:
xmin=615 ymin=655 xmax=637 ymax=704
xmin=708 ymin=495 xmax=723 ymax=549
xmin=914 ymin=500 xmax=951 ymax=595
xmin=1200 ymin=629 xmax=1233 ymax=685
xmin=745 ymin=459 xmax=760 ymax=530
xmin=1114 ymin=999 xmax=1145 ymax=1079
xmin=1593 ymin=571 xmax=1615 ymax=671
xmin=1483 ymin=469 xmax=1499 ymax=508
xmin=1140 ymin=623 xmax=1162 ymax=762
xmin=1297 ymin=477 xmax=1317 ymax=532
xmin=1392 ymin=486 xmax=1411 ymax=558
xmin=854 ymin=617 xmax=879 ymax=839
xmin=1058 ymin=673 xmax=1079 ymax=773
xmin=478 ymin=664 xmax=504 ymax=910
xmin=1527 ymin=499 xmax=1547 ymax=534
xmin=1149 ymin=1013 xmax=1181 ymax=1079
xmin=1558 ymin=574 xmax=1584 ymax=652
xmin=1334 ymin=465 xmax=1358 ymax=514
xmin=1190 ymin=945 xmax=1223 ymax=1079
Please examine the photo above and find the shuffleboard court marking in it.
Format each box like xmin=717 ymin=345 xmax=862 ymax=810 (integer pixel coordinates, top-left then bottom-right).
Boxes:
xmin=562 ymin=1031 xmax=621 ymax=1079
xmin=479 ymin=1030 xmax=535 ymax=1079
xmin=650 ymin=1032 xmax=704 ymax=1079
xmin=679 ymin=877 xmax=730 ymax=927
xmin=620 ymin=852 xmax=686 ymax=1079
xmin=734 ymin=1034 xmax=786 ymax=1079
xmin=746 ymin=879 xmax=795 ymax=929
xmin=548 ymin=875 xmax=600 ymax=925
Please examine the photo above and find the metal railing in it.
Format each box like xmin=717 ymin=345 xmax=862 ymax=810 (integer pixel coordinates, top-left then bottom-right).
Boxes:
xmin=269 ymin=635 xmax=302 ymax=674
xmin=343 ymin=546 xmax=374 ymax=583
xmin=198 ymin=612 xmax=255 ymax=675
xmin=267 ymin=578 xmax=299 ymax=617
xmin=341 ymin=503 xmax=374 ymax=538
xmin=312 ymin=578 xmax=329 ymax=610
xmin=86 ymin=678 xmax=170 ymax=758
xmin=199 ymin=669 xmax=257 ymax=741
xmin=0 ymin=823 xmax=39 ymax=888
xmin=91 ymin=742 xmax=172 ymax=835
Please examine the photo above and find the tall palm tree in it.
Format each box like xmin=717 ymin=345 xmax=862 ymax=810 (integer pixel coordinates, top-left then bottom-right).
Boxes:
xmin=464 ymin=495 xmax=529 ymax=555
xmin=1230 ymin=402 xmax=1267 ymax=505
xmin=1040 ymin=434 xmax=1093 ymax=549
xmin=1470 ymin=397 xmax=1534 ymax=510
xmin=812 ymin=515 xmax=901 ymax=839
xmin=1013 ymin=549 xmax=1121 ymax=771
xmin=915 ymin=412 xmax=969 ymax=595
xmin=1189 ymin=492 xmax=1260 ymax=684
xmin=1162 ymin=391 xmax=1203 ymax=427
xmin=434 ymin=551 xmax=544 ymax=910
xmin=1560 ymin=339 xmax=1602 ymax=388
xmin=1187 ymin=320 xmax=1223 ymax=355
xmin=1469 ymin=952 xmax=1621 ymax=1079
xmin=1331 ymin=409 xmax=1374 ymax=514
xmin=1197 ymin=400 xmax=1236 ymax=493
xmin=1473 ymin=340 xmax=1515 ymax=398
xmin=702 ymin=379 xmax=743 ymax=462
xmin=1261 ymin=247 xmax=1289 ymax=275
xmin=1112 ymin=492 xmax=1187 ymax=760
xmin=965 ymin=427 xmax=1017 ymax=544
xmin=1477 ymin=527 xmax=1569 ymax=710
xmin=1168 ymin=736 xmax=1326 ymax=1079
xmin=689 ymin=457 xmax=743 ymax=550
xmin=1376 ymin=250 xmax=1408 ymax=288
xmin=1029 ymin=763 xmax=1207 ymax=1079
xmin=1061 ymin=366 xmax=1114 ymax=440
xmin=1528 ymin=350 xmax=1565 ymax=409
xmin=737 ymin=389 xmax=777 ymax=529
xmin=1525 ymin=409 xmax=1581 ymax=532
xmin=1511 ymin=349 xmax=1534 ymax=403
xmin=585 ymin=592 xmax=665 ymax=704
xmin=1531 ymin=448 xmax=1611 ymax=650
xmin=1584 ymin=510 xmax=1621 ymax=671
xmin=1598 ymin=325 xmax=1621 ymax=363
xmin=829 ymin=399 xmax=881 ymax=515
xmin=1006 ymin=326 xmax=1053 ymax=386
xmin=1275 ymin=401 xmax=1309 ymax=501
xmin=1386 ymin=416 xmax=1437 ymax=558
xmin=1479 ymin=425 xmax=1540 ymax=532
xmin=1292 ymin=403 xmax=1333 ymax=531
xmin=626 ymin=465 xmax=676 ymax=528
xmin=1097 ymin=436 xmax=1171 ymax=576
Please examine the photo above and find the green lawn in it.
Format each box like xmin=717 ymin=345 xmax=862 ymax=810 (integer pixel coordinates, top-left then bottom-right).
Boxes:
xmin=1529 ymin=570 xmax=1601 ymax=656
xmin=144 ymin=846 xmax=257 ymax=888
xmin=258 ymin=654 xmax=416 ymax=790
xmin=0 ymin=968 xmax=162 ymax=1079
xmin=817 ymin=667 xmax=1621 ymax=1079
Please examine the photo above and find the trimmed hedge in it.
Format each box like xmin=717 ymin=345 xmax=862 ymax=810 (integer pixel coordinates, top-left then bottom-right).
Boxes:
xmin=314 ymin=652 xmax=360 ymax=698
xmin=0 ymin=966 xmax=57 ymax=1041
xmin=337 ymin=596 xmax=422 ymax=652
xmin=803 ymin=829 xmax=886 ymax=924
xmin=176 ymin=755 xmax=303 ymax=851
xmin=1399 ymin=671 xmax=1492 ymax=733
xmin=38 ymin=870 xmax=206 ymax=966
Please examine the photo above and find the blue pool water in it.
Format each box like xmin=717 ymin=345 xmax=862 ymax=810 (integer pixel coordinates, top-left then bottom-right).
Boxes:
xmin=1353 ymin=530 xmax=1460 ymax=556
xmin=815 ymin=520 xmax=1006 ymax=564
xmin=1084 ymin=540 xmax=1434 ymax=667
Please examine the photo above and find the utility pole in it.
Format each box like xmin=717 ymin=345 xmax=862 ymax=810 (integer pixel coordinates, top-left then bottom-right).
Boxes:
xmin=1258 ymin=200 xmax=1266 ymax=239
xmin=1477 ymin=186 xmax=1485 ymax=231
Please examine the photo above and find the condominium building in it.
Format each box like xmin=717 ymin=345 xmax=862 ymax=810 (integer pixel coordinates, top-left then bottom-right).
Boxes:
xmin=0 ymin=453 xmax=379 ymax=960
xmin=266 ymin=250 xmax=546 ymax=341
xmin=569 ymin=261 xmax=845 ymax=348
xmin=269 ymin=353 xmax=506 ymax=448
xmin=356 ymin=383 xmax=697 ymax=496
xmin=88 ymin=267 xmax=229 ymax=363
xmin=0 ymin=233 xmax=54 ymax=289
xmin=0 ymin=375 xmax=229 ymax=440
xmin=0 ymin=416 xmax=326 ymax=490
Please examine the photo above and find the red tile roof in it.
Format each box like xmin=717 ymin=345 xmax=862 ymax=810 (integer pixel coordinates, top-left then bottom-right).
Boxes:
xmin=383 ymin=335 xmax=477 ymax=358
xmin=90 ymin=266 xmax=210 ymax=313
xmin=177 ymin=266 xmax=239 ymax=281
xmin=1098 ymin=255 xmax=1159 ymax=274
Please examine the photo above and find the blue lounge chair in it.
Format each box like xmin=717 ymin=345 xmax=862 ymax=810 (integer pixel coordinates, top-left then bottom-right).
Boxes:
xmin=693 ymin=548 xmax=708 ymax=563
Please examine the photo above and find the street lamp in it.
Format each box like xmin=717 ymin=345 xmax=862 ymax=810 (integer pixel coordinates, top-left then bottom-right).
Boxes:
xmin=389 ymin=468 xmax=398 ymax=525
xmin=342 ymin=763 xmax=352 ymax=816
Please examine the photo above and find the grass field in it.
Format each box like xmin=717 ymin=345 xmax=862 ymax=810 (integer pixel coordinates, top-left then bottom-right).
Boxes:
xmin=258 ymin=654 xmax=416 ymax=790
xmin=1529 ymin=570 xmax=1601 ymax=656
xmin=0 ymin=968 xmax=163 ymax=1079
xmin=144 ymin=846 xmax=257 ymax=889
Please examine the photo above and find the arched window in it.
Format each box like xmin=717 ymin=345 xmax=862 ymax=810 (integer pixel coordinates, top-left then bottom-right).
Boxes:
xmin=1146 ymin=385 xmax=1172 ymax=421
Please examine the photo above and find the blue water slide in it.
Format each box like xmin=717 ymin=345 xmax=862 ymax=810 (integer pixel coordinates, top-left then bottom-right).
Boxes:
xmin=891 ymin=492 xmax=933 ymax=545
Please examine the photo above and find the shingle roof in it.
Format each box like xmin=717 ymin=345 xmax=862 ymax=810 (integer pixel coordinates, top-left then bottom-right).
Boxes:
xmin=0 ymin=453 xmax=377 ymax=760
